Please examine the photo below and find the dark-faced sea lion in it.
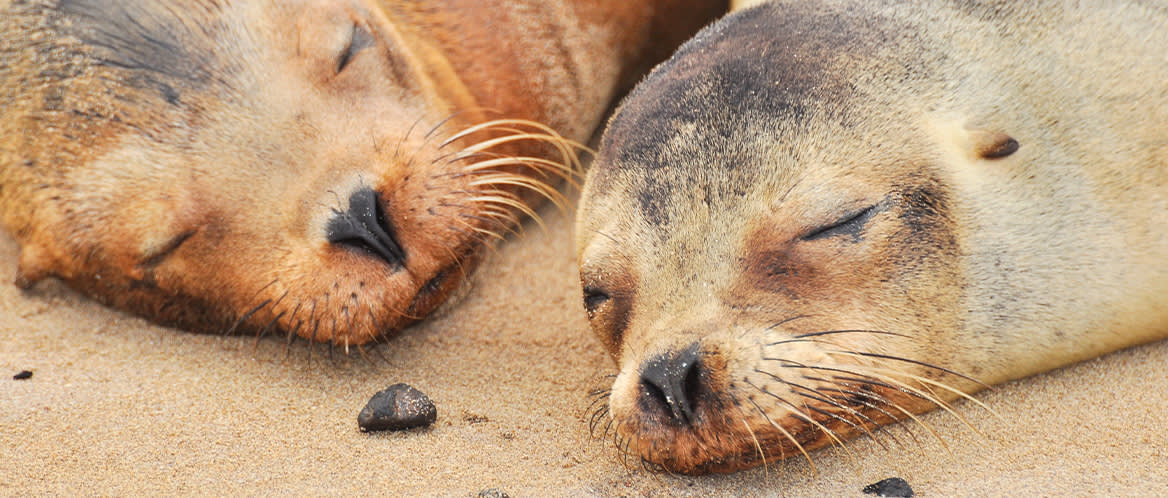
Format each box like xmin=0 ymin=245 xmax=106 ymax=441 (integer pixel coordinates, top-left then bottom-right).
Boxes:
xmin=0 ymin=0 xmax=727 ymax=346
xmin=576 ymin=0 xmax=1168 ymax=474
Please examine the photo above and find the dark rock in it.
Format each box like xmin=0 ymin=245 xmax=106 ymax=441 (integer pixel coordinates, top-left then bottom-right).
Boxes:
xmin=477 ymin=489 xmax=509 ymax=498
xmin=358 ymin=383 xmax=437 ymax=432
xmin=863 ymin=477 xmax=914 ymax=497
xmin=13 ymin=370 xmax=33 ymax=380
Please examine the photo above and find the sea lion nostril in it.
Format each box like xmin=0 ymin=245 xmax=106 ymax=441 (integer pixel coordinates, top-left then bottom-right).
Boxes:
xmin=326 ymin=187 xmax=405 ymax=267
xmin=638 ymin=342 xmax=704 ymax=425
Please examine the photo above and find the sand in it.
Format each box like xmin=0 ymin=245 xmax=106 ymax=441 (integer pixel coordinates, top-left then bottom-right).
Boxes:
xmin=3 ymin=203 xmax=1167 ymax=496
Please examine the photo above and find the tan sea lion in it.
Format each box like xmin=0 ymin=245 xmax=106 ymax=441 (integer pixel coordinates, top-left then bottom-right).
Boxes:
xmin=0 ymin=0 xmax=727 ymax=346
xmin=576 ymin=0 xmax=1168 ymax=474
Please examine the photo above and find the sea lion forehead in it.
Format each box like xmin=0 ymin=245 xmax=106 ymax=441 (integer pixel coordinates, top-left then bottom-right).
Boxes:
xmin=595 ymin=2 xmax=907 ymax=176
xmin=589 ymin=2 xmax=917 ymax=231
xmin=57 ymin=0 xmax=242 ymax=80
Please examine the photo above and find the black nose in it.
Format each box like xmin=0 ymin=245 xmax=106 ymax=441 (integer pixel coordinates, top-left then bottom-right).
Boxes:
xmin=326 ymin=187 xmax=405 ymax=267
xmin=639 ymin=342 xmax=705 ymax=426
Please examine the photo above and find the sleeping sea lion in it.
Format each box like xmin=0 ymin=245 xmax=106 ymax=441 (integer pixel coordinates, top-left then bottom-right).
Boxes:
xmin=576 ymin=0 xmax=1168 ymax=474
xmin=0 ymin=0 xmax=727 ymax=346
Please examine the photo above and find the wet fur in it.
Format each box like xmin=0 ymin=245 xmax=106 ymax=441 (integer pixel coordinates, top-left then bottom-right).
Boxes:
xmin=577 ymin=0 xmax=1168 ymax=474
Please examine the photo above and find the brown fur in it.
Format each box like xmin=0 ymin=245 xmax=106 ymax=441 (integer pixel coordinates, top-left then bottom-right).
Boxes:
xmin=577 ymin=0 xmax=1168 ymax=474
xmin=0 ymin=0 xmax=727 ymax=345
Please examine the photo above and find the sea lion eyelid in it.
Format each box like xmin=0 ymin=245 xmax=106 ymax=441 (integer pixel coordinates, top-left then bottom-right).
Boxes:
xmin=336 ymin=22 xmax=375 ymax=74
xmin=801 ymin=204 xmax=880 ymax=241
xmin=582 ymin=287 xmax=611 ymax=313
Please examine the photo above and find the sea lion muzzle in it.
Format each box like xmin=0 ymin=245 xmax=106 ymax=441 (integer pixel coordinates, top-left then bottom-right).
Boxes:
xmin=326 ymin=187 xmax=405 ymax=268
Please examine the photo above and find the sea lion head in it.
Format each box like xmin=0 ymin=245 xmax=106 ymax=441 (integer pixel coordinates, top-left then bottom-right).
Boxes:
xmin=576 ymin=3 xmax=1020 ymax=474
xmin=3 ymin=0 xmax=577 ymax=345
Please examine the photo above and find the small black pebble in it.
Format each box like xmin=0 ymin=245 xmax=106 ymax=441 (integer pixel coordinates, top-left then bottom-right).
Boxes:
xmin=358 ymin=383 xmax=437 ymax=432
xmin=477 ymin=489 xmax=509 ymax=498
xmin=13 ymin=370 xmax=33 ymax=380
xmin=863 ymin=477 xmax=914 ymax=497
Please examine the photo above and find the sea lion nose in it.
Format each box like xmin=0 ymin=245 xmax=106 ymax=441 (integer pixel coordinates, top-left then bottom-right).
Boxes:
xmin=638 ymin=342 xmax=704 ymax=426
xmin=326 ymin=187 xmax=405 ymax=267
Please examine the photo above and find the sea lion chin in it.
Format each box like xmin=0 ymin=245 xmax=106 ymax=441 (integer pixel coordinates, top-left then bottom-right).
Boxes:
xmin=0 ymin=0 xmax=727 ymax=346
xmin=576 ymin=0 xmax=1168 ymax=474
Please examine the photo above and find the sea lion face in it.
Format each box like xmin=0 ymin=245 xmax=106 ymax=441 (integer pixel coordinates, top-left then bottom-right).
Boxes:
xmin=5 ymin=0 xmax=574 ymax=344
xmin=576 ymin=5 xmax=979 ymax=473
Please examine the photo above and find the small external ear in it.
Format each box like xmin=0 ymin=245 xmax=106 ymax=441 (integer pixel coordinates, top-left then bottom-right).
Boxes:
xmin=968 ymin=129 xmax=1019 ymax=159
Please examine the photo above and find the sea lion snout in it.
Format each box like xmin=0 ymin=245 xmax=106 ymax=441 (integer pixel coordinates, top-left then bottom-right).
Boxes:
xmin=636 ymin=342 xmax=706 ymax=426
xmin=325 ymin=187 xmax=405 ymax=268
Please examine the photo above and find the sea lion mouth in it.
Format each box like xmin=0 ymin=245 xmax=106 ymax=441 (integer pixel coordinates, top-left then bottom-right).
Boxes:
xmin=598 ymin=330 xmax=993 ymax=474
xmin=325 ymin=187 xmax=405 ymax=268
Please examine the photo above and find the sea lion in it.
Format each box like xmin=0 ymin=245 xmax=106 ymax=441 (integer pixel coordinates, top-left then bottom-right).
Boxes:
xmin=0 ymin=0 xmax=727 ymax=346
xmin=576 ymin=0 xmax=1168 ymax=474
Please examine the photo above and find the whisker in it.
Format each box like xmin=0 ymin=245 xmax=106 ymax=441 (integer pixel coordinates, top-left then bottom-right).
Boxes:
xmin=442 ymin=118 xmax=591 ymax=160
xmin=425 ymin=109 xmax=479 ymax=141
xmin=757 ymin=370 xmax=891 ymax=452
xmin=254 ymin=289 xmax=292 ymax=344
xmin=459 ymin=154 xmax=581 ymax=186
xmin=254 ymin=310 xmax=286 ymax=351
xmin=809 ymin=379 xmax=912 ymax=448
xmin=306 ymin=299 xmax=320 ymax=363
xmin=748 ymin=397 xmax=813 ymax=474
xmin=283 ymin=317 xmax=304 ymax=362
xmin=764 ymin=314 xmax=814 ymax=332
xmin=823 ymin=353 xmax=1000 ymax=422
xmin=780 ymin=329 xmax=908 ymax=343
xmin=449 ymin=216 xmax=507 ymax=241
xmin=391 ymin=113 xmax=428 ymax=162
xmin=226 ymin=298 xmax=272 ymax=336
xmin=463 ymin=193 xmax=546 ymax=232
xmin=585 ymin=390 xmax=611 ymax=411
xmin=326 ymin=316 xmax=337 ymax=361
xmin=448 ymin=144 xmax=579 ymax=183
xmin=823 ymin=378 xmax=948 ymax=451
xmin=588 ymin=405 xmax=610 ymax=436
xmin=587 ymin=387 xmax=613 ymax=399
xmin=466 ymin=173 xmax=569 ymax=213
xmin=460 ymin=213 xmax=522 ymax=238
xmin=618 ymin=426 xmax=633 ymax=471
xmin=282 ymin=301 xmax=304 ymax=355
xmin=740 ymin=416 xmax=769 ymax=477
xmin=601 ymin=414 xmax=616 ymax=441
xmin=746 ymin=379 xmax=857 ymax=464
xmin=824 ymin=349 xmax=992 ymax=390
xmin=453 ymin=131 xmax=584 ymax=173
xmin=829 ymin=363 xmax=989 ymax=441
xmin=761 ymin=360 xmax=953 ymax=448
xmin=366 ymin=308 xmax=392 ymax=364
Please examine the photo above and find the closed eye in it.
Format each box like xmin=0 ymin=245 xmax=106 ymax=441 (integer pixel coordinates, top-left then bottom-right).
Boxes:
xmin=337 ymin=23 xmax=375 ymax=73
xmin=802 ymin=204 xmax=879 ymax=241
xmin=582 ymin=287 xmax=611 ymax=315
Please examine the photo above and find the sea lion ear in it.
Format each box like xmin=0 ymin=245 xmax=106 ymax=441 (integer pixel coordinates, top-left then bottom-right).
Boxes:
xmin=967 ymin=129 xmax=1019 ymax=159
